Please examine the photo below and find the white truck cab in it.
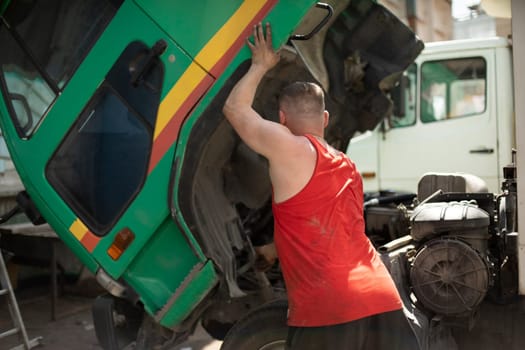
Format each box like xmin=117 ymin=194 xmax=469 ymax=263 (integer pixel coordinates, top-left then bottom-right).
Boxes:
xmin=348 ymin=37 xmax=515 ymax=194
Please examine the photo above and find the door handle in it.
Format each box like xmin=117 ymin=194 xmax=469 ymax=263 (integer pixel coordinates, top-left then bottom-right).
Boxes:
xmin=130 ymin=39 xmax=167 ymax=87
xmin=469 ymin=147 xmax=494 ymax=154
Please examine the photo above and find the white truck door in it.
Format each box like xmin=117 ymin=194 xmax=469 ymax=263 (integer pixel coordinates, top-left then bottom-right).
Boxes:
xmin=378 ymin=49 xmax=500 ymax=192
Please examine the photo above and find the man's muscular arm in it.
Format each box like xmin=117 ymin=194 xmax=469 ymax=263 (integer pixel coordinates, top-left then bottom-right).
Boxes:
xmin=223 ymin=23 xmax=292 ymax=158
xmin=223 ymin=22 xmax=316 ymax=203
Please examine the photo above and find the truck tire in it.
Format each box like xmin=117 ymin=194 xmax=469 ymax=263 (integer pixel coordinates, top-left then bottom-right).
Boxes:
xmin=92 ymin=294 xmax=143 ymax=350
xmin=221 ymin=299 xmax=288 ymax=350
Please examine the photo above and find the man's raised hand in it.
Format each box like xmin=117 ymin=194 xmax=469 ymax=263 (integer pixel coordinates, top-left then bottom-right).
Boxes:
xmin=247 ymin=22 xmax=280 ymax=71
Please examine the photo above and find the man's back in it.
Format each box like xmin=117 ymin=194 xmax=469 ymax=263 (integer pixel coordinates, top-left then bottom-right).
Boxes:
xmin=272 ymin=134 xmax=402 ymax=327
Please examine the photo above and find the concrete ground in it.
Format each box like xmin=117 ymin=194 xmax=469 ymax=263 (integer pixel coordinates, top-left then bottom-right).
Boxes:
xmin=5 ymin=273 xmax=525 ymax=350
xmin=1 ymin=288 xmax=222 ymax=350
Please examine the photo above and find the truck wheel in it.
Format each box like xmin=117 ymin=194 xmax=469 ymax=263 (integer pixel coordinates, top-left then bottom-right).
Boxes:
xmin=92 ymin=294 xmax=144 ymax=350
xmin=221 ymin=299 xmax=288 ymax=350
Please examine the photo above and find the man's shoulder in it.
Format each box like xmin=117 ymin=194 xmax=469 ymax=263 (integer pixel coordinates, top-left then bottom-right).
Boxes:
xmin=268 ymin=135 xmax=317 ymax=203
xmin=267 ymin=132 xmax=314 ymax=159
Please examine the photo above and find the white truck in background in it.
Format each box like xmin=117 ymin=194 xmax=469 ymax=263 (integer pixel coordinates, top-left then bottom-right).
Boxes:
xmin=340 ymin=32 xmax=525 ymax=349
xmin=348 ymin=36 xmax=515 ymax=194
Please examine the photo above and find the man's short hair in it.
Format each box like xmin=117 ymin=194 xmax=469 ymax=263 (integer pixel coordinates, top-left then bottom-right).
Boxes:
xmin=278 ymin=82 xmax=325 ymax=117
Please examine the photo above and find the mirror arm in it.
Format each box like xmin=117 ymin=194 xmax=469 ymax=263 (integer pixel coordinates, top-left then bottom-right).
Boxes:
xmin=290 ymin=3 xmax=333 ymax=41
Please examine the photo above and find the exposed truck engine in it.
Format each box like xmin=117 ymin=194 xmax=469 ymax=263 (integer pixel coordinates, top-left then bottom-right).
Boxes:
xmin=364 ymin=152 xmax=519 ymax=349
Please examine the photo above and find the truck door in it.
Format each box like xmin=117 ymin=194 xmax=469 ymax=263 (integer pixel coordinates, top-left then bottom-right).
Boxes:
xmin=0 ymin=0 xmax=217 ymax=327
xmin=379 ymin=51 xmax=499 ymax=192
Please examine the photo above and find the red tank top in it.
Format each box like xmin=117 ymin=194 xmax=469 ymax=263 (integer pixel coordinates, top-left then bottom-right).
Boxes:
xmin=272 ymin=134 xmax=402 ymax=327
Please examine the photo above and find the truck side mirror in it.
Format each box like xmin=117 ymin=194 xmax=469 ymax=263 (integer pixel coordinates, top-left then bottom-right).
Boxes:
xmin=391 ymin=74 xmax=410 ymax=118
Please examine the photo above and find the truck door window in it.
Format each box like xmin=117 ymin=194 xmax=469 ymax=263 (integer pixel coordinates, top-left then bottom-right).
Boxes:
xmin=421 ymin=57 xmax=486 ymax=123
xmin=46 ymin=41 xmax=164 ymax=236
xmin=391 ymin=64 xmax=417 ymax=128
xmin=0 ymin=0 xmax=123 ymax=137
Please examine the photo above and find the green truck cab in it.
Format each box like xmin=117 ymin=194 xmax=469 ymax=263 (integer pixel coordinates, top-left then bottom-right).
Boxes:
xmin=0 ymin=0 xmax=422 ymax=348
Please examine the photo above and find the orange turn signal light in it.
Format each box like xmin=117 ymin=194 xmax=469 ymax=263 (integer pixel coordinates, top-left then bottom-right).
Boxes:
xmin=107 ymin=227 xmax=135 ymax=260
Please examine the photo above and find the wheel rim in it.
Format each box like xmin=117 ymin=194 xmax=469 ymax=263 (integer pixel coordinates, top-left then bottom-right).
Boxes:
xmin=258 ymin=340 xmax=286 ymax=350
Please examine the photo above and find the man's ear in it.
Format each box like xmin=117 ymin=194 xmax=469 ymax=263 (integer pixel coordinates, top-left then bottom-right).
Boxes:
xmin=323 ymin=110 xmax=329 ymax=128
xmin=279 ymin=110 xmax=286 ymax=125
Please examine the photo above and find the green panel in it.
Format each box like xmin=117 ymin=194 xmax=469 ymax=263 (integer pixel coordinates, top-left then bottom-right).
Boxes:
xmin=0 ymin=1 xmax=10 ymax=15
xmin=135 ymin=0 xmax=241 ymax=58
xmin=87 ymin=1 xmax=211 ymax=277
xmin=123 ymin=217 xmax=205 ymax=314
xmin=90 ymin=159 xmax=206 ymax=277
xmin=135 ymin=0 xmax=318 ymax=64
xmin=158 ymin=261 xmax=217 ymax=327
xmin=0 ymin=1 xmax=206 ymax=279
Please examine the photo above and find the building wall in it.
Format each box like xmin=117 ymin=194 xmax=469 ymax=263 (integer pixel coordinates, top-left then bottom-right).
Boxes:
xmin=495 ymin=17 xmax=512 ymax=38
xmin=420 ymin=0 xmax=453 ymax=41
xmin=381 ymin=0 xmax=453 ymax=42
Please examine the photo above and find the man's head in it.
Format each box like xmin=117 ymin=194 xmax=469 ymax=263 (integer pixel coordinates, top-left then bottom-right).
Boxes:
xmin=278 ymin=82 xmax=328 ymax=135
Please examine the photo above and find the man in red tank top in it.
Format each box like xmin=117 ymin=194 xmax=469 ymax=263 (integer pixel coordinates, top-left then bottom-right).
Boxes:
xmin=223 ymin=23 xmax=419 ymax=349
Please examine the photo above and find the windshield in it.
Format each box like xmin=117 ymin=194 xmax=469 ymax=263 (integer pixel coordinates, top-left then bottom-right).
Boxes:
xmin=0 ymin=0 xmax=123 ymax=137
